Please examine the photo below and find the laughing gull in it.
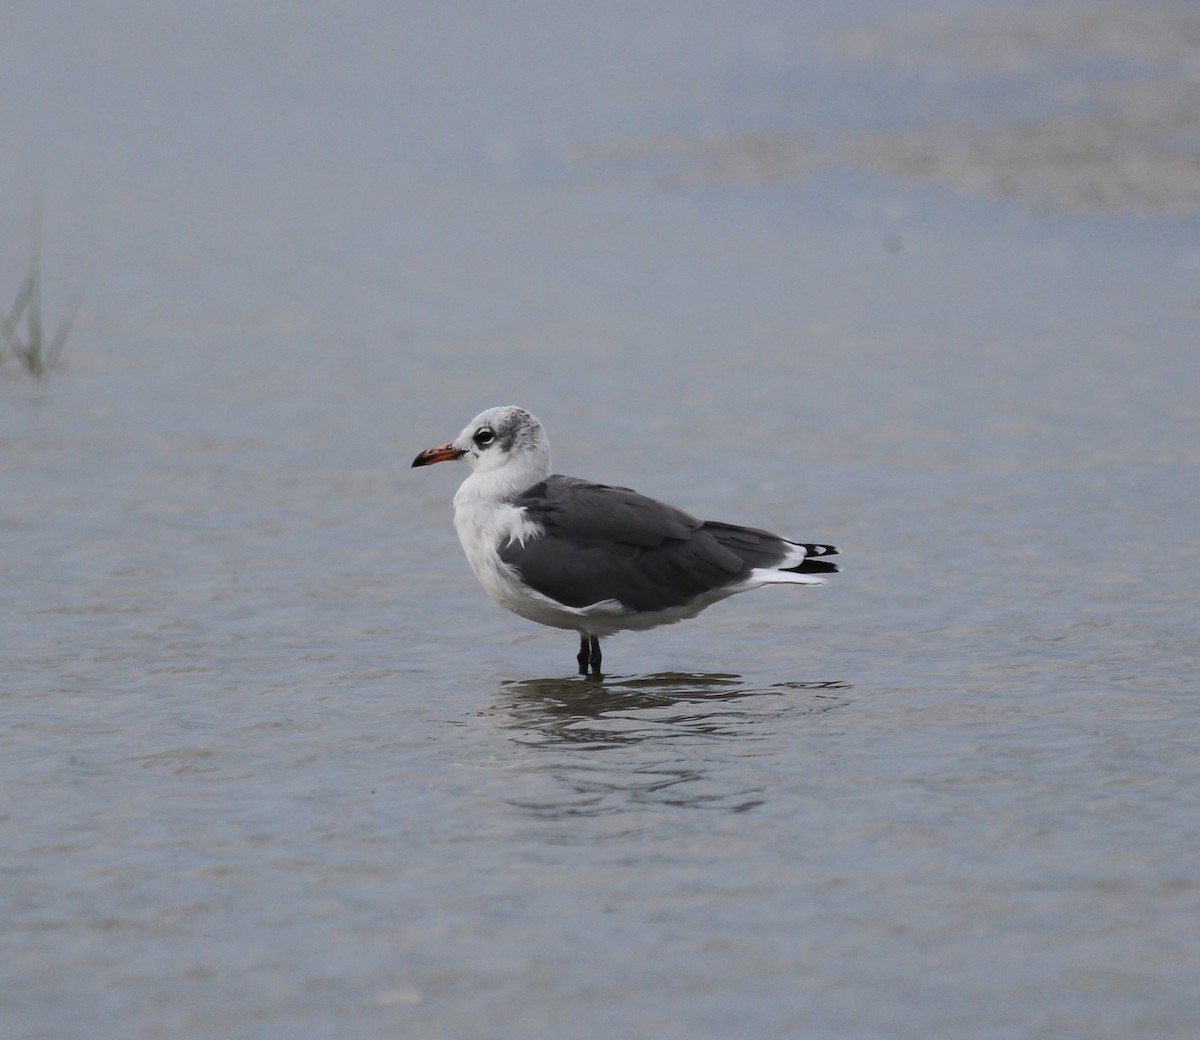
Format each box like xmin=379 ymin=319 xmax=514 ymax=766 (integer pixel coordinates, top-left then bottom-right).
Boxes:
xmin=412 ymin=406 xmax=839 ymax=676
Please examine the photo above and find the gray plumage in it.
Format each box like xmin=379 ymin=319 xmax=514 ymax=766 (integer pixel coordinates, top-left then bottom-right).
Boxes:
xmin=498 ymin=476 xmax=837 ymax=613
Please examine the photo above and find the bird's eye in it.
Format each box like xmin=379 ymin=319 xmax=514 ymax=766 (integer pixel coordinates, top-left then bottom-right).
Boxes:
xmin=473 ymin=428 xmax=495 ymax=446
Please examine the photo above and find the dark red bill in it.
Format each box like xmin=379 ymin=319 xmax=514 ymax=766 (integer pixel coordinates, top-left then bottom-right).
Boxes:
xmin=411 ymin=442 xmax=466 ymax=467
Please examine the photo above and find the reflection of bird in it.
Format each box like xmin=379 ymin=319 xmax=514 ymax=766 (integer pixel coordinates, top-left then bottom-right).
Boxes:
xmin=413 ymin=406 xmax=839 ymax=677
xmin=496 ymin=673 xmax=745 ymax=743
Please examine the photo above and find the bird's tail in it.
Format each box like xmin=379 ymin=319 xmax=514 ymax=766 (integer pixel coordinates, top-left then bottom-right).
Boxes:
xmin=784 ymin=543 xmax=840 ymax=575
xmin=706 ymin=523 xmax=841 ymax=588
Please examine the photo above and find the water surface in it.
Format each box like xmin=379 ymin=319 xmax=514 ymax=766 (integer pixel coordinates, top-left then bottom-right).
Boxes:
xmin=2 ymin=3 xmax=1198 ymax=1037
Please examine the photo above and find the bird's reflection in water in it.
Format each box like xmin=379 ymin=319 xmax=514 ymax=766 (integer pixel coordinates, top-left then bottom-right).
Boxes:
xmin=491 ymin=673 xmax=849 ymax=819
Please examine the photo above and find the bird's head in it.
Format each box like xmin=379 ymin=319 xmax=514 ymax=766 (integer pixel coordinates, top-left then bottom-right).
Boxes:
xmin=412 ymin=406 xmax=551 ymax=485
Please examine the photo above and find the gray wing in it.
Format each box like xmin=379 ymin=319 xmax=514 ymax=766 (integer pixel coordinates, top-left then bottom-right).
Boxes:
xmin=496 ymin=476 xmax=796 ymax=612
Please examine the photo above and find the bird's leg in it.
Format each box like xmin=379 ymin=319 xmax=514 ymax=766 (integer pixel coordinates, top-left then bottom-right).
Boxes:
xmin=577 ymin=634 xmax=590 ymax=676
xmin=576 ymin=634 xmax=603 ymax=678
xmin=588 ymin=635 xmax=602 ymax=678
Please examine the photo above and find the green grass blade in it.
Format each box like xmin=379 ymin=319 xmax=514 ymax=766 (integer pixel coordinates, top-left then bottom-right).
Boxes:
xmin=2 ymin=210 xmax=75 ymax=377
xmin=46 ymin=295 xmax=81 ymax=369
xmin=3 ymin=272 xmax=35 ymax=342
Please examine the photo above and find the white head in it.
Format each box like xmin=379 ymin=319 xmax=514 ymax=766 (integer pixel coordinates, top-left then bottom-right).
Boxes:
xmin=412 ymin=406 xmax=551 ymax=494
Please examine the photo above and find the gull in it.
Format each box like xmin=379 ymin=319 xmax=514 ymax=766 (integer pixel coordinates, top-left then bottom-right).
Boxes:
xmin=412 ymin=406 xmax=839 ymax=676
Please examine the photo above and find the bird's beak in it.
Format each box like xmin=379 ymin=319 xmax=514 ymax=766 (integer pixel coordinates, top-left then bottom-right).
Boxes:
xmin=411 ymin=442 xmax=466 ymax=468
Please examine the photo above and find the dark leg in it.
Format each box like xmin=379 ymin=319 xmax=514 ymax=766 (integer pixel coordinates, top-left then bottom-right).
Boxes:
xmin=576 ymin=634 xmax=603 ymax=677
xmin=577 ymin=634 xmax=590 ymax=676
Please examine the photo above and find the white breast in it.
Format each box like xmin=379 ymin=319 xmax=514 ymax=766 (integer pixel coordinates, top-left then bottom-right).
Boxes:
xmin=452 ymin=472 xmax=544 ymax=613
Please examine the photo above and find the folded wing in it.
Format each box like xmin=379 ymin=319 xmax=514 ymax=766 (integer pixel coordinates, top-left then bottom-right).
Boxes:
xmin=497 ymin=476 xmax=837 ymax=613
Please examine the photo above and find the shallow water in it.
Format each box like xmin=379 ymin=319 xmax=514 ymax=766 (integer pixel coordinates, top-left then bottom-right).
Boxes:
xmin=3 ymin=3 xmax=1199 ymax=1038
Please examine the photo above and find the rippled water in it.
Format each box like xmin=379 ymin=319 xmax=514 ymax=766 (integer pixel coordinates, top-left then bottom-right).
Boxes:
xmin=3 ymin=3 xmax=1199 ymax=1038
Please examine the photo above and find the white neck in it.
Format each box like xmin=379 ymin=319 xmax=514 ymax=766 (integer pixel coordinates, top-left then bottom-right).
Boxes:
xmin=454 ymin=444 xmax=550 ymax=510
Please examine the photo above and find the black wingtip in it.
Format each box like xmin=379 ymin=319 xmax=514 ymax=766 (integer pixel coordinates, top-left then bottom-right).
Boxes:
xmin=801 ymin=543 xmax=839 ymax=558
xmin=784 ymin=543 xmax=840 ymax=574
xmin=790 ymin=559 xmax=840 ymax=574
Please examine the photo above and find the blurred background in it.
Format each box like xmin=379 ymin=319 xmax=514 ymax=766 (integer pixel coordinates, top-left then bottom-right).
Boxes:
xmin=3 ymin=3 xmax=1198 ymax=1038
